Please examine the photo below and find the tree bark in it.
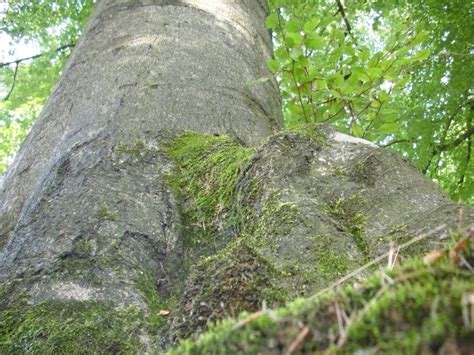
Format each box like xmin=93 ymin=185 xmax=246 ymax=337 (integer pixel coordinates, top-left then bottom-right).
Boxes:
xmin=0 ymin=0 xmax=472 ymax=353
xmin=0 ymin=0 xmax=281 ymax=249
xmin=0 ymin=0 xmax=280 ymax=350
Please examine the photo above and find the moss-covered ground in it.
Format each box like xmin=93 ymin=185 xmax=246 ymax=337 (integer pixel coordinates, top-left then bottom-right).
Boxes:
xmin=168 ymin=230 xmax=474 ymax=354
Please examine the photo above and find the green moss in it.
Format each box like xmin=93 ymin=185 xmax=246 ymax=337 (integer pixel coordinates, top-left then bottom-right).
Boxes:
xmin=277 ymin=123 xmax=327 ymax=146
xmin=162 ymin=131 xmax=308 ymax=339
xmin=97 ymin=202 xmax=117 ymax=221
xmin=161 ymin=132 xmax=253 ymax=247
xmin=0 ymin=266 xmax=174 ymax=353
xmin=74 ymin=238 xmax=93 ymax=255
xmin=168 ymin=242 xmax=474 ymax=354
xmin=0 ymin=296 xmax=146 ymax=354
xmin=241 ymin=193 xmax=300 ymax=250
xmin=313 ymin=234 xmax=359 ymax=283
xmin=333 ymin=166 xmax=347 ymax=177
xmin=135 ymin=270 xmax=176 ymax=331
xmin=323 ymin=193 xmax=370 ymax=258
xmin=172 ymin=239 xmax=287 ymax=341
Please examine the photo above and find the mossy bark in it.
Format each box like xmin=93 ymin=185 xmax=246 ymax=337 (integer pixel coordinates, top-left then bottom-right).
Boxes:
xmin=161 ymin=126 xmax=472 ymax=347
xmin=1 ymin=126 xmax=472 ymax=353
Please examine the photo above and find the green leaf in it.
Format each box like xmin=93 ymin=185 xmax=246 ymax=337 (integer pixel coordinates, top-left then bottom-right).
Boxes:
xmin=286 ymin=20 xmax=300 ymax=33
xmin=359 ymin=48 xmax=371 ymax=62
xmin=378 ymin=123 xmax=402 ymax=133
xmin=367 ymin=68 xmax=383 ymax=79
xmin=329 ymin=89 xmax=342 ymax=98
xmin=352 ymin=124 xmax=362 ymax=137
xmin=411 ymin=31 xmax=429 ymax=46
xmin=303 ymin=18 xmax=320 ymax=33
xmin=329 ymin=73 xmax=344 ymax=87
xmin=316 ymin=80 xmax=327 ymax=89
xmin=267 ymin=59 xmax=280 ymax=73
xmin=286 ymin=32 xmax=304 ymax=46
xmin=412 ymin=49 xmax=431 ymax=61
xmin=265 ymin=13 xmax=278 ymax=29
xmin=368 ymin=52 xmax=383 ymax=68
xmin=305 ymin=35 xmax=324 ymax=49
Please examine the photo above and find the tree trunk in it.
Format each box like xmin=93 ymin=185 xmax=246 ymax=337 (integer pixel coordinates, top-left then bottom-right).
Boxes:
xmin=0 ymin=0 xmax=471 ymax=353
xmin=0 ymin=0 xmax=281 ymax=247
xmin=1 ymin=0 xmax=280 ymax=351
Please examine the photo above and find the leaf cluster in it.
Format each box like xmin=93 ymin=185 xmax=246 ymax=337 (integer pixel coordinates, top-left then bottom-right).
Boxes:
xmin=267 ymin=0 xmax=472 ymax=202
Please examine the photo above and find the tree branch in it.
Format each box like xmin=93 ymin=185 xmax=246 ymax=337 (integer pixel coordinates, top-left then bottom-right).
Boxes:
xmin=335 ymin=0 xmax=352 ymax=37
xmin=3 ymin=62 xmax=19 ymax=101
xmin=423 ymin=92 xmax=469 ymax=173
xmin=435 ymin=126 xmax=474 ymax=153
xmin=0 ymin=43 xmax=75 ymax=68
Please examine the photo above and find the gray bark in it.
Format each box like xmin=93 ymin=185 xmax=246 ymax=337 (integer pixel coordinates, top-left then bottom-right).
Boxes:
xmin=1 ymin=0 xmax=280 ymax=273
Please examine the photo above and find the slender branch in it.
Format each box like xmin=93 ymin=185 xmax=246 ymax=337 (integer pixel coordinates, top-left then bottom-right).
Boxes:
xmin=335 ymin=0 xmax=352 ymax=37
xmin=435 ymin=126 xmax=474 ymax=153
xmin=456 ymin=117 xmax=472 ymax=190
xmin=0 ymin=43 xmax=75 ymax=68
xmin=423 ymin=92 xmax=469 ymax=174
xmin=3 ymin=62 xmax=19 ymax=101
xmin=277 ymin=10 xmax=309 ymax=123
xmin=381 ymin=139 xmax=411 ymax=148
xmin=456 ymin=136 xmax=471 ymax=189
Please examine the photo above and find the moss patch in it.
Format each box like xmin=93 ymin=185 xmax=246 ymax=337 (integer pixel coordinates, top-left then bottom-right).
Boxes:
xmin=171 ymin=240 xmax=287 ymax=341
xmin=168 ymin=234 xmax=474 ymax=354
xmin=135 ymin=270 xmax=175 ymax=330
xmin=161 ymin=132 xmax=253 ymax=248
xmin=313 ymin=234 xmax=360 ymax=283
xmin=0 ymin=293 xmax=146 ymax=354
xmin=97 ymin=202 xmax=118 ymax=221
xmin=276 ymin=123 xmax=327 ymax=146
xmin=324 ymin=193 xmax=370 ymax=258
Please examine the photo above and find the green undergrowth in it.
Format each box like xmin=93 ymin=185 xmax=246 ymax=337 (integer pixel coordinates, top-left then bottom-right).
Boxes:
xmin=168 ymin=237 xmax=474 ymax=354
xmin=0 ymin=292 xmax=146 ymax=354
xmin=161 ymin=132 xmax=253 ymax=247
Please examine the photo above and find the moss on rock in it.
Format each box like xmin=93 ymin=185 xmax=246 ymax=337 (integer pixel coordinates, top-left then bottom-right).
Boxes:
xmin=323 ymin=193 xmax=370 ymax=259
